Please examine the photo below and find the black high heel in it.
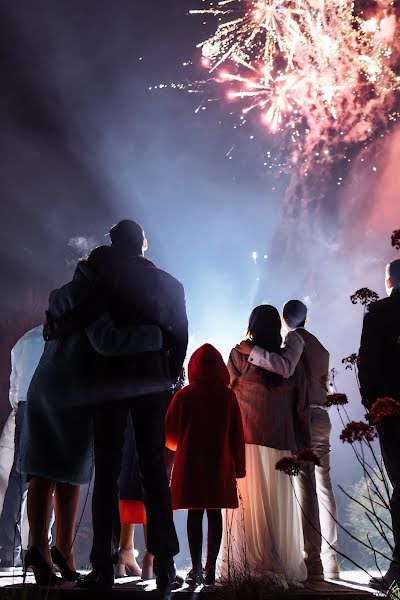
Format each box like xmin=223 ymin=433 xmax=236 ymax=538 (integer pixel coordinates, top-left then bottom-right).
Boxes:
xmin=50 ymin=547 xmax=80 ymax=582
xmin=23 ymin=547 xmax=61 ymax=586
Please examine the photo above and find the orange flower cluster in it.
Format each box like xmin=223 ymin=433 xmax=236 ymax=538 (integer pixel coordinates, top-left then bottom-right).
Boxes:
xmin=391 ymin=229 xmax=400 ymax=250
xmin=326 ymin=393 xmax=349 ymax=407
xmin=341 ymin=353 xmax=358 ymax=371
xmin=276 ymin=448 xmax=322 ymax=476
xmin=297 ymin=448 xmax=321 ymax=467
xmin=340 ymin=421 xmax=378 ymax=444
xmin=350 ymin=288 xmax=379 ymax=307
xmin=368 ymin=397 xmax=400 ymax=424
xmin=275 ymin=456 xmax=300 ymax=476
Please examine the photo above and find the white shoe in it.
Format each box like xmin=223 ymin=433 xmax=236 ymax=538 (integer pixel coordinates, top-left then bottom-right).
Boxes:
xmin=115 ymin=548 xmax=142 ymax=578
xmin=324 ymin=571 xmax=340 ymax=579
xmin=323 ymin=558 xmax=340 ymax=579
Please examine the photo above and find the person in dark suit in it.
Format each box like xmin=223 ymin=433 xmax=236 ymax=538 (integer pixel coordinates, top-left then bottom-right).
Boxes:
xmin=47 ymin=220 xmax=188 ymax=599
xmin=358 ymin=259 xmax=400 ymax=590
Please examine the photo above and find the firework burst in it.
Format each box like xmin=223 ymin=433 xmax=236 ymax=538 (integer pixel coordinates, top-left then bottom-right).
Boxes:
xmin=191 ymin=0 xmax=400 ymax=165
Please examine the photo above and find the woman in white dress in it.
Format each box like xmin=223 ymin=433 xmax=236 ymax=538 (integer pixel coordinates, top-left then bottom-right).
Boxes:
xmin=219 ymin=305 xmax=310 ymax=586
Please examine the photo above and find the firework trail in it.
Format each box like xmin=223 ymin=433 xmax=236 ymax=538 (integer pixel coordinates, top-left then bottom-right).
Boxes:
xmin=191 ymin=0 xmax=400 ymax=169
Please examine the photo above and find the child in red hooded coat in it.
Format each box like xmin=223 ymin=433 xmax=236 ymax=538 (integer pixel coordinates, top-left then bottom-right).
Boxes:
xmin=165 ymin=343 xmax=246 ymax=585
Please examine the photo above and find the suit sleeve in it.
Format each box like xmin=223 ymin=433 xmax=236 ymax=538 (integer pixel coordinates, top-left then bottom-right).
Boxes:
xmin=45 ymin=281 xmax=108 ymax=340
xmin=294 ymin=362 xmax=311 ymax=450
xmin=227 ymin=350 xmax=245 ymax=387
xmin=165 ymin=391 xmax=182 ymax=452
xmin=229 ymin=392 xmax=246 ymax=478
xmin=248 ymin=330 xmax=304 ymax=378
xmin=357 ymin=306 xmax=383 ymax=406
xmin=166 ymin=283 xmax=188 ymax=385
xmin=86 ymin=315 xmax=163 ymax=356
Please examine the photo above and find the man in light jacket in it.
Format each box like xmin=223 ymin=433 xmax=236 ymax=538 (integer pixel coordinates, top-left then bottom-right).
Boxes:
xmin=0 ymin=325 xmax=44 ymax=570
xmin=239 ymin=300 xmax=339 ymax=581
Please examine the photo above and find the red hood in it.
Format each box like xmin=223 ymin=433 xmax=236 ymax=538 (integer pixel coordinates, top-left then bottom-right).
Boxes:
xmin=188 ymin=343 xmax=230 ymax=386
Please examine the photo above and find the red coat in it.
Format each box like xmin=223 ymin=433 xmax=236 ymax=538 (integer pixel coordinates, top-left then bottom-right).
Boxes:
xmin=165 ymin=343 xmax=246 ymax=510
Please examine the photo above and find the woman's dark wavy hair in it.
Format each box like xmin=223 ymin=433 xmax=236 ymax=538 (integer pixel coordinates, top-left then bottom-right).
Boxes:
xmin=247 ymin=304 xmax=283 ymax=387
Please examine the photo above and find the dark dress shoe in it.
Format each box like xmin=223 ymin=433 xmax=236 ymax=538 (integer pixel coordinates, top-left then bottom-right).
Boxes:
xmin=185 ymin=568 xmax=203 ymax=585
xmin=77 ymin=566 xmax=114 ymax=590
xmin=174 ymin=572 xmax=184 ymax=585
xmin=369 ymin=564 xmax=400 ymax=591
xmin=203 ymin=567 xmax=216 ymax=585
xmin=155 ymin=559 xmax=179 ymax=600
xmin=50 ymin=547 xmax=80 ymax=582
xmin=153 ymin=560 xmax=183 ymax=585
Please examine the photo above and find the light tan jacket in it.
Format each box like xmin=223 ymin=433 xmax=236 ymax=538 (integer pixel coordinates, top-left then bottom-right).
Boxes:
xmin=249 ymin=328 xmax=330 ymax=408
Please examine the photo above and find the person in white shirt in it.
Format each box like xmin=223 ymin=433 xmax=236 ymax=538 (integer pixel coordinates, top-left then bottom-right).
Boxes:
xmin=239 ymin=299 xmax=339 ymax=581
xmin=0 ymin=325 xmax=45 ymax=570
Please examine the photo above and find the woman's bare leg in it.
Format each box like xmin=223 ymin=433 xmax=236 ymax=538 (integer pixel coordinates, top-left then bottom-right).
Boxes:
xmin=27 ymin=476 xmax=55 ymax=565
xmin=116 ymin=523 xmax=141 ymax=577
xmin=54 ymin=482 xmax=80 ymax=570
xmin=120 ymin=523 xmax=135 ymax=551
xmin=142 ymin=524 xmax=154 ymax=579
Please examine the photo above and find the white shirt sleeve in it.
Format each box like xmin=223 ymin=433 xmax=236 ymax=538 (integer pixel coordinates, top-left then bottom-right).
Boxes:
xmin=8 ymin=326 xmax=45 ymax=409
xmin=9 ymin=343 xmax=21 ymax=411
xmin=248 ymin=330 xmax=305 ymax=378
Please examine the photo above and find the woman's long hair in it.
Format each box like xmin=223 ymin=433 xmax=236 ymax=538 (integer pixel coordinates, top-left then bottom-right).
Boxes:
xmin=247 ymin=304 xmax=283 ymax=387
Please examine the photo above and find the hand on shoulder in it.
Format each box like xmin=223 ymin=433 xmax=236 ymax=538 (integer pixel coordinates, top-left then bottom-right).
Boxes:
xmin=235 ymin=339 xmax=254 ymax=356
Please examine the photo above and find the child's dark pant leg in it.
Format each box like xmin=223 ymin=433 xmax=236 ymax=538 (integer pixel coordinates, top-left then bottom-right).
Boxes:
xmin=187 ymin=509 xmax=204 ymax=573
xmin=205 ymin=509 xmax=222 ymax=571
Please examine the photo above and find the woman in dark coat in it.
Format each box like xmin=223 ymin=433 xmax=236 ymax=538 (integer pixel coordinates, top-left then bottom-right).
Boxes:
xmin=20 ymin=256 xmax=162 ymax=585
xmin=165 ymin=343 xmax=245 ymax=584
xmin=219 ymin=305 xmax=310 ymax=585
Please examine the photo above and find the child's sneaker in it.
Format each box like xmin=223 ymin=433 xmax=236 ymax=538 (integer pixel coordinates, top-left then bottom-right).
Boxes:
xmin=185 ymin=568 xmax=203 ymax=585
xmin=203 ymin=567 xmax=216 ymax=585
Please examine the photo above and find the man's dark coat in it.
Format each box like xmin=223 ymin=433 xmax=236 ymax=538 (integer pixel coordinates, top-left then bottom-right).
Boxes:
xmin=358 ymin=288 xmax=400 ymax=405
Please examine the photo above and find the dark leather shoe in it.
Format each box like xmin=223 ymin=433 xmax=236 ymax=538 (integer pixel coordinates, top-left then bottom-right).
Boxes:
xmin=174 ymin=572 xmax=184 ymax=585
xmin=77 ymin=566 xmax=114 ymax=591
xmin=185 ymin=568 xmax=203 ymax=586
xmin=369 ymin=564 xmax=400 ymax=591
xmin=203 ymin=567 xmax=216 ymax=585
xmin=154 ymin=558 xmax=179 ymax=600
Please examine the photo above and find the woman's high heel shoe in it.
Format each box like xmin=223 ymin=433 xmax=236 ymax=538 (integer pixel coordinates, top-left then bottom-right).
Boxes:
xmin=23 ymin=547 xmax=61 ymax=586
xmin=115 ymin=548 xmax=142 ymax=578
xmin=50 ymin=546 xmax=80 ymax=582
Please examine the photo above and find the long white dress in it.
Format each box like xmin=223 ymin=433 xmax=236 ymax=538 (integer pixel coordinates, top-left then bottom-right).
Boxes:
xmin=218 ymin=444 xmax=307 ymax=587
